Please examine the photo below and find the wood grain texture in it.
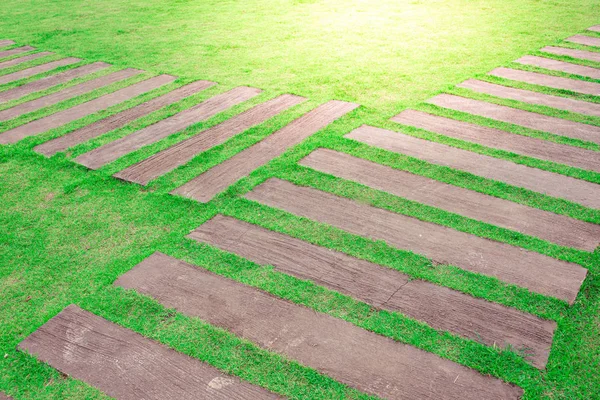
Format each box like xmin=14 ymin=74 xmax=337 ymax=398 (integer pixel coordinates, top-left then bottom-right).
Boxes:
xmin=114 ymin=94 xmax=306 ymax=185
xmin=0 ymin=62 xmax=110 ymax=104
xmin=0 ymin=74 xmax=174 ymax=144
xmin=541 ymin=46 xmax=600 ymax=63
xmin=115 ymin=253 xmax=523 ymax=400
xmin=190 ymin=214 xmax=557 ymax=368
xmin=300 ymin=148 xmax=600 ymax=251
xmin=0 ymin=57 xmax=81 ymax=86
xmin=393 ymin=109 xmax=600 ymax=171
xmin=515 ymin=55 xmax=600 ymax=79
xmin=0 ymin=51 xmax=52 ymax=71
xmin=172 ymin=100 xmax=359 ymax=203
xmin=74 ymin=86 xmax=261 ymax=169
xmin=35 ymin=80 xmax=214 ymax=156
xmin=458 ymin=79 xmax=600 ymax=117
xmin=427 ymin=94 xmax=600 ymax=143
xmin=566 ymin=34 xmax=600 ymax=47
xmin=346 ymin=125 xmax=600 ymax=209
xmin=0 ymin=46 xmax=34 ymax=59
xmin=489 ymin=67 xmax=600 ymax=96
xmin=19 ymin=305 xmax=280 ymax=400
xmin=246 ymin=178 xmax=587 ymax=303
xmin=0 ymin=68 xmax=142 ymax=123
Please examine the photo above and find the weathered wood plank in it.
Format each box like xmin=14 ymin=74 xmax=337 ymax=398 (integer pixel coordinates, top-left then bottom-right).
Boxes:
xmin=541 ymin=46 xmax=600 ymax=63
xmin=515 ymin=55 xmax=600 ymax=79
xmin=0 ymin=40 xmax=15 ymax=48
xmin=0 ymin=57 xmax=81 ymax=86
xmin=0 ymin=46 xmax=35 ymax=59
xmin=489 ymin=67 xmax=600 ymax=96
xmin=0 ymin=51 xmax=52 ymax=71
xmin=566 ymin=35 xmax=600 ymax=47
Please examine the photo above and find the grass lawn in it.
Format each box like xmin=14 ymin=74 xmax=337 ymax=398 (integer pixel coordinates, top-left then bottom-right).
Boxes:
xmin=1 ymin=0 xmax=599 ymax=398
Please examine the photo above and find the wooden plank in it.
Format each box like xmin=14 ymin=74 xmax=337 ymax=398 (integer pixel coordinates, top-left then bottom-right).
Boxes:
xmin=393 ymin=109 xmax=600 ymax=172
xmin=115 ymin=252 xmax=524 ymax=400
xmin=0 ymin=392 xmax=13 ymax=400
xmin=489 ymin=67 xmax=600 ymax=96
xmin=0 ymin=39 xmax=15 ymax=48
xmin=300 ymin=148 xmax=600 ymax=251
xmin=245 ymin=178 xmax=587 ymax=303
xmin=114 ymin=94 xmax=306 ymax=185
xmin=74 ymin=86 xmax=261 ymax=169
xmin=189 ymin=215 xmax=557 ymax=368
xmin=458 ymin=79 xmax=600 ymax=117
xmin=541 ymin=46 xmax=600 ymax=63
xmin=0 ymin=75 xmax=175 ymax=144
xmin=566 ymin=34 xmax=600 ymax=47
xmin=516 ymin=55 xmax=600 ymax=79
xmin=0 ymin=68 xmax=142 ymax=122
xmin=19 ymin=305 xmax=280 ymax=400
xmin=0 ymin=46 xmax=34 ymax=59
xmin=589 ymin=25 xmax=600 ymax=33
xmin=0 ymin=51 xmax=52 ymax=70
xmin=0 ymin=62 xmax=110 ymax=104
xmin=35 ymin=80 xmax=215 ymax=156
xmin=0 ymin=57 xmax=81 ymax=86
xmin=346 ymin=125 xmax=600 ymax=209
xmin=172 ymin=100 xmax=359 ymax=203
xmin=427 ymin=94 xmax=600 ymax=143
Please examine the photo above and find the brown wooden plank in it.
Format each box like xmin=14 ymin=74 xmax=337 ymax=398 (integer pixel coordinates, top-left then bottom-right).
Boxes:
xmin=516 ymin=55 xmax=600 ymax=79
xmin=427 ymin=94 xmax=600 ymax=142
xmin=190 ymin=215 xmax=557 ymax=368
xmin=541 ymin=46 xmax=600 ymax=63
xmin=566 ymin=34 xmax=600 ymax=47
xmin=0 ymin=51 xmax=52 ymax=70
xmin=74 ymin=86 xmax=261 ymax=169
xmin=0 ymin=62 xmax=110 ymax=104
xmin=247 ymin=177 xmax=587 ymax=303
xmin=458 ymin=79 xmax=600 ymax=117
xmin=172 ymin=100 xmax=359 ymax=203
xmin=489 ymin=67 xmax=600 ymax=96
xmin=393 ymin=109 xmax=600 ymax=172
xmin=0 ymin=57 xmax=81 ymax=86
xmin=300 ymin=148 xmax=600 ymax=251
xmin=0 ymin=75 xmax=174 ymax=144
xmin=19 ymin=305 xmax=281 ymax=400
xmin=346 ymin=125 xmax=600 ymax=209
xmin=35 ymin=80 xmax=215 ymax=156
xmin=0 ymin=68 xmax=142 ymax=122
xmin=0 ymin=46 xmax=34 ymax=59
xmin=114 ymin=94 xmax=306 ymax=185
xmin=0 ymin=39 xmax=15 ymax=48
xmin=115 ymin=252 xmax=524 ymax=400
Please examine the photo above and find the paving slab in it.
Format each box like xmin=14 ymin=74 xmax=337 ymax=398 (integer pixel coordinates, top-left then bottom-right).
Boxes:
xmin=0 ymin=57 xmax=81 ymax=86
xmin=300 ymin=148 xmax=600 ymax=251
xmin=172 ymin=100 xmax=359 ymax=202
xmin=0 ymin=68 xmax=142 ymax=123
xmin=19 ymin=305 xmax=280 ymax=400
xmin=566 ymin=34 xmax=600 ymax=47
xmin=516 ymin=55 xmax=600 ymax=79
xmin=458 ymin=79 xmax=600 ymax=117
xmin=0 ymin=74 xmax=174 ymax=144
xmin=0 ymin=51 xmax=52 ymax=70
xmin=74 ymin=86 xmax=261 ymax=169
xmin=35 ymin=80 xmax=215 ymax=156
xmin=190 ymin=214 xmax=557 ymax=368
xmin=0 ymin=62 xmax=110 ymax=104
xmin=115 ymin=252 xmax=524 ymax=400
xmin=393 ymin=109 xmax=600 ymax=172
xmin=0 ymin=40 xmax=15 ymax=48
xmin=346 ymin=125 xmax=600 ymax=209
xmin=0 ymin=46 xmax=34 ymax=59
xmin=427 ymin=94 xmax=600 ymax=143
xmin=0 ymin=392 xmax=12 ymax=400
xmin=115 ymin=94 xmax=306 ymax=185
xmin=589 ymin=26 xmax=600 ymax=33
xmin=489 ymin=67 xmax=600 ymax=96
xmin=541 ymin=46 xmax=600 ymax=63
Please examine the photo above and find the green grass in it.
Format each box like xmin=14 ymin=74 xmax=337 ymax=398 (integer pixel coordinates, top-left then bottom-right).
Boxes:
xmin=1 ymin=0 xmax=600 ymax=399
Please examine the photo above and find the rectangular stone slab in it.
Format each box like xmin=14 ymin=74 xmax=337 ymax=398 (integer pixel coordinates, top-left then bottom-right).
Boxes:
xmin=346 ymin=125 xmax=600 ymax=209
xmin=0 ymin=62 xmax=110 ymax=104
xmin=427 ymin=94 xmax=600 ymax=143
xmin=0 ymin=68 xmax=142 ymax=122
xmin=35 ymin=80 xmax=216 ymax=156
xmin=247 ymin=177 xmax=587 ymax=303
xmin=189 ymin=214 xmax=557 ymax=368
xmin=393 ymin=109 xmax=600 ymax=172
xmin=0 ymin=46 xmax=34 ymax=59
xmin=589 ymin=26 xmax=600 ymax=32
xmin=542 ymin=46 xmax=600 ymax=63
xmin=0 ymin=57 xmax=81 ymax=86
xmin=300 ymin=148 xmax=600 ymax=251
xmin=515 ymin=55 xmax=600 ymax=79
xmin=458 ymin=79 xmax=600 ymax=117
xmin=74 ymin=86 xmax=262 ymax=169
xmin=0 ymin=74 xmax=174 ymax=144
xmin=172 ymin=100 xmax=359 ymax=203
xmin=566 ymin=34 xmax=600 ymax=47
xmin=115 ymin=252 xmax=523 ymax=400
xmin=19 ymin=305 xmax=280 ymax=400
xmin=0 ymin=39 xmax=15 ymax=48
xmin=114 ymin=94 xmax=306 ymax=185
xmin=489 ymin=67 xmax=600 ymax=96
xmin=0 ymin=51 xmax=52 ymax=70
